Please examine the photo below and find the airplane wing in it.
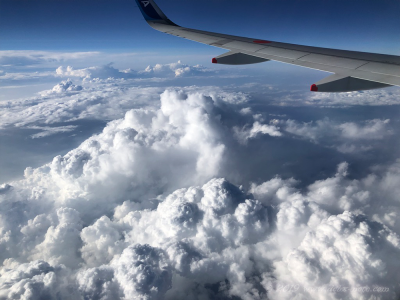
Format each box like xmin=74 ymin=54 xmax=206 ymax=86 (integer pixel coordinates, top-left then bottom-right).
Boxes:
xmin=134 ymin=0 xmax=400 ymax=92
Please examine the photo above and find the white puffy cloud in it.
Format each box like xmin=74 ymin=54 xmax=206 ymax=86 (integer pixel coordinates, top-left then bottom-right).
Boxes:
xmin=56 ymin=66 xmax=91 ymax=78
xmin=244 ymin=84 xmax=397 ymax=107
xmin=3 ymin=50 xmax=400 ymax=109
xmin=0 ymin=89 xmax=248 ymax=230
xmin=1 ymin=56 xmax=222 ymax=105
xmin=80 ymin=216 xmax=126 ymax=267
xmin=41 ymin=79 xmax=83 ymax=95
xmin=29 ymin=208 xmax=83 ymax=269
xmin=76 ymin=265 xmax=120 ymax=300
xmin=276 ymin=118 xmax=394 ymax=153
xmin=234 ymin=121 xmax=282 ymax=144
xmin=56 ymin=64 xmax=124 ymax=80
xmin=0 ymin=70 xmax=249 ymax=131
xmin=0 ymin=51 xmax=101 ymax=88
xmin=338 ymin=119 xmax=391 ymax=139
xmin=2 ymin=164 xmax=400 ymax=299
xmin=54 ymin=61 xmax=214 ymax=81
xmin=270 ymin=211 xmax=400 ymax=300
xmin=0 ymin=79 xmax=163 ymax=129
xmin=281 ymin=118 xmax=393 ymax=142
xmin=306 ymin=88 xmax=400 ymax=106
xmin=138 ymin=61 xmax=213 ymax=78
xmin=2 ymin=86 xmax=400 ymax=300
xmin=0 ymin=260 xmax=75 ymax=300
xmin=112 ymin=244 xmax=172 ymax=299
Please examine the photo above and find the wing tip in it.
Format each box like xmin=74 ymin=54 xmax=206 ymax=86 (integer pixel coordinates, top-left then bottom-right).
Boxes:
xmin=135 ymin=0 xmax=177 ymax=26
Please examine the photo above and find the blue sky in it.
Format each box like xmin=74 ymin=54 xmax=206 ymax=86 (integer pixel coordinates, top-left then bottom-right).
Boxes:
xmin=1 ymin=0 xmax=400 ymax=54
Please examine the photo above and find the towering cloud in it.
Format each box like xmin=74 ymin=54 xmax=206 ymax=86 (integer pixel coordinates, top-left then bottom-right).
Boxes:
xmin=1 ymin=86 xmax=400 ymax=300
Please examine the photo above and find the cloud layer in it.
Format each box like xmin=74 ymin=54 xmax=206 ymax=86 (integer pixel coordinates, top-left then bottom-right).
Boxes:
xmin=2 ymin=51 xmax=400 ymax=299
xmin=55 ymin=61 xmax=212 ymax=79
xmin=1 ymin=88 xmax=400 ymax=300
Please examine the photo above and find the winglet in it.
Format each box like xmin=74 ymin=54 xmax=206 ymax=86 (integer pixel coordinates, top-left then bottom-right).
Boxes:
xmin=135 ymin=0 xmax=178 ymax=26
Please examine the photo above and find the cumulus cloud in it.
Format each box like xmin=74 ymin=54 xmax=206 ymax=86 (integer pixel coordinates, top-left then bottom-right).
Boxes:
xmin=3 ymin=50 xmax=400 ymax=109
xmin=281 ymin=118 xmax=392 ymax=141
xmin=0 ymin=79 xmax=162 ymax=129
xmin=307 ymin=88 xmax=400 ymax=106
xmin=138 ymin=61 xmax=213 ymax=78
xmin=112 ymin=244 xmax=172 ymax=299
xmin=266 ymin=87 xmax=400 ymax=106
xmin=275 ymin=118 xmax=394 ymax=153
xmin=0 ymin=76 xmax=250 ymax=135
xmin=1 ymin=89 xmax=247 ymax=223
xmin=338 ymin=119 xmax=392 ymax=139
xmin=40 ymin=79 xmax=83 ymax=96
xmin=0 ymin=260 xmax=74 ymax=300
xmin=234 ymin=121 xmax=282 ymax=144
xmin=55 ymin=61 xmax=215 ymax=80
xmin=0 ymin=55 xmax=221 ymax=104
xmin=2 ymin=87 xmax=400 ymax=299
xmin=0 ymin=51 xmax=101 ymax=86
xmin=269 ymin=211 xmax=400 ymax=300
xmin=3 ymin=163 xmax=400 ymax=299
xmin=56 ymin=64 xmax=124 ymax=80
xmin=4 ymin=45 xmax=400 ymax=300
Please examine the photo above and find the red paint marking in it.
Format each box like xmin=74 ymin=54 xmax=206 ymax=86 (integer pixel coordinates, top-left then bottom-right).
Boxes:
xmin=310 ymin=84 xmax=318 ymax=92
xmin=212 ymin=58 xmax=218 ymax=64
xmin=253 ymin=40 xmax=271 ymax=44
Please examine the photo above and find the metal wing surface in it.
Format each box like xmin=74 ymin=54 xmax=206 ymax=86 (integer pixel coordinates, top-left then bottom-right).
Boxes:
xmin=135 ymin=0 xmax=400 ymax=92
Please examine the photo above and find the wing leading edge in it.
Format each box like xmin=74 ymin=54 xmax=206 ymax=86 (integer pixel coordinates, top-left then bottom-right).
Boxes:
xmin=134 ymin=0 xmax=400 ymax=92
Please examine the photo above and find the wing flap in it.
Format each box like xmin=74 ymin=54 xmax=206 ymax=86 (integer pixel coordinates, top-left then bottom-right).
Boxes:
xmin=175 ymin=30 xmax=223 ymax=44
xmin=299 ymin=54 xmax=368 ymax=69
xmin=210 ymin=39 xmax=236 ymax=47
xmin=213 ymin=51 xmax=269 ymax=65
xmin=358 ymin=62 xmax=400 ymax=77
xmin=222 ymin=41 xmax=266 ymax=52
xmin=257 ymin=47 xmax=308 ymax=60
xmin=311 ymin=74 xmax=391 ymax=92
